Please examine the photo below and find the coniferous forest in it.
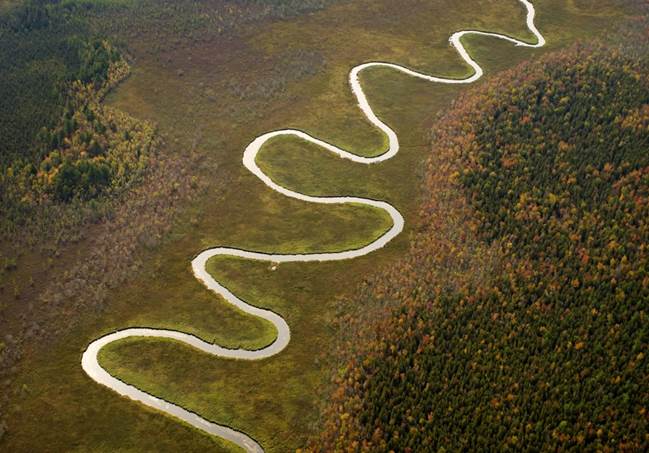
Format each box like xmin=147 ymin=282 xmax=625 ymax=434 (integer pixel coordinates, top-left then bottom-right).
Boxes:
xmin=1 ymin=1 xmax=647 ymax=451
xmin=312 ymin=43 xmax=649 ymax=452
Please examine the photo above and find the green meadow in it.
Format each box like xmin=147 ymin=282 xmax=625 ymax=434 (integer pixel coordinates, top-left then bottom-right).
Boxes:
xmin=1 ymin=0 xmax=635 ymax=451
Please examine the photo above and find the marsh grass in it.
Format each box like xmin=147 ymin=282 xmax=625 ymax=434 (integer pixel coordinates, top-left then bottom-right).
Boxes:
xmin=0 ymin=0 xmax=638 ymax=451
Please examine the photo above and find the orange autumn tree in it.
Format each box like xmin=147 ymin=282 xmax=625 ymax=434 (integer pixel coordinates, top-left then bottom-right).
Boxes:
xmin=310 ymin=43 xmax=649 ymax=452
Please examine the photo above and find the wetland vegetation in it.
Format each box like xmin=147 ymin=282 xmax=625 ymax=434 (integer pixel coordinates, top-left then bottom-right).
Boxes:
xmin=0 ymin=0 xmax=645 ymax=451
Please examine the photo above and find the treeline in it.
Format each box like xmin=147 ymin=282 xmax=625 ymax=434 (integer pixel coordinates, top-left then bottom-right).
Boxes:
xmin=0 ymin=39 xmax=158 ymax=246
xmin=0 ymin=0 xmax=338 ymax=245
xmin=0 ymin=0 xmax=134 ymax=166
xmin=0 ymin=1 xmax=160 ymax=245
xmin=310 ymin=44 xmax=648 ymax=451
xmin=0 ymin=0 xmax=87 ymax=167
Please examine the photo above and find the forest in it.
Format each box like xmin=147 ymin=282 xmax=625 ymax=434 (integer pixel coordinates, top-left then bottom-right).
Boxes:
xmin=0 ymin=0 xmax=160 ymax=248
xmin=0 ymin=0 xmax=336 ymax=246
xmin=1 ymin=0 xmax=645 ymax=451
xmin=311 ymin=43 xmax=649 ymax=451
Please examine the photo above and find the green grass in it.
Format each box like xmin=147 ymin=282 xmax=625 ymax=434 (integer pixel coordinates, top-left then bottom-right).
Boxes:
xmin=1 ymin=0 xmax=637 ymax=451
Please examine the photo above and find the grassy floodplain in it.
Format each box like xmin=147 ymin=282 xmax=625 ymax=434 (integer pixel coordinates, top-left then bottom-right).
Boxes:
xmin=0 ymin=0 xmax=636 ymax=451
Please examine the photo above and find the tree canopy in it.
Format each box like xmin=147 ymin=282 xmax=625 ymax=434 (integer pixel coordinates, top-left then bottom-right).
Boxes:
xmin=311 ymin=44 xmax=649 ymax=452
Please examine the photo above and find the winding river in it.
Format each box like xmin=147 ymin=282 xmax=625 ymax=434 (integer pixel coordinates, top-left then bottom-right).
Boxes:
xmin=81 ymin=1 xmax=546 ymax=451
